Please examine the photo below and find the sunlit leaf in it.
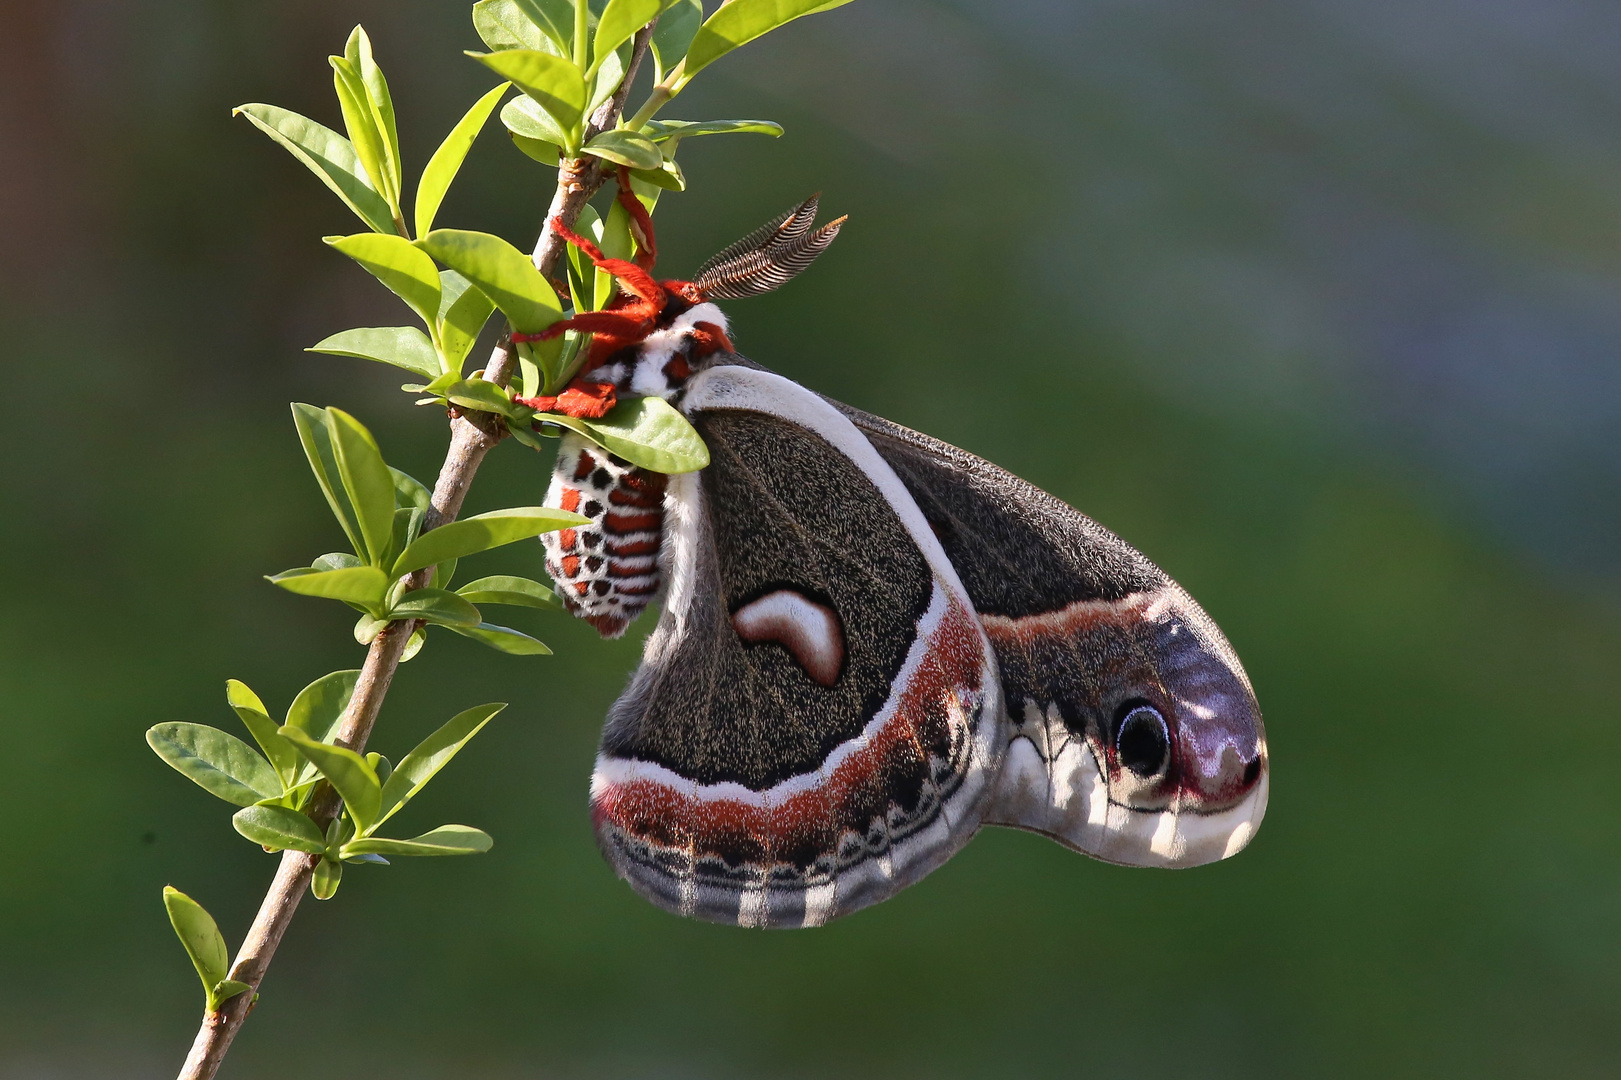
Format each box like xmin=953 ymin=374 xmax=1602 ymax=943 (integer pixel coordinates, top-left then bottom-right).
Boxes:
xmin=162 ymin=887 xmax=234 ymax=1009
xmin=438 ymin=270 xmax=496 ymax=373
xmin=391 ymin=467 xmax=433 ymax=512
xmin=501 ymin=95 xmax=569 ymax=148
xmin=232 ymin=104 xmax=394 ymax=234
xmin=683 ymin=0 xmax=857 ymax=80
xmin=268 ymin=565 xmax=389 ymax=605
xmin=227 ymin=680 xmax=300 ymax=789
xmin=312 ymin=857 xmax=343 ymax=899
xmin=418 ymin=229 xmax=563 ymax=335
xmin=342 ymin=824 xmax=494 ymax=857
xmin=377 ymin=703 xmax=506 ymax=825
xmin=448 ymin=621 xmax=553 ymax=655
xmin=392 ymin=507 xmax=586 ymax=576
xmin=584 ymin=129 xmax=662 ymax=170
xmin=209 ymin=980 xmax=252 ymax=1011
xmin=468 ymin=49 xmax=586 ymax=143
xmin=386 ymin=587 xmax=482 ymax=627
xmin=511 ymin=133 xmax=563 ymax=166
xmin=650 ymin=0 xmax=702 ymax=83
xmin=541 ymin=395 xmax=709 ymax=473
xmin=456 ymin=575 xmax=557 ymax=608
xmin=232 ymin=804 xmax=328 ymax=854
xmin=326 ymin=408 xmax=398 ymax=567
xmin=285 ymin=669 xmax=361 ymax=746
xmin=593 ymin=0 xmax=665 ymax=75
xmin=472 ymin=0 xmax=572 ymax=55
xmin=643 ymin=118 xmax=784 ymax=143
xmin=346 ymin=26 xmax=402 ymax=204
xmin=147 ymin=723 xmax=281 ymax=807
xmin=291 ymin=403 xmax=366 ymax=558
xmin=416 ymin=82 xmax=510 ymax=239
xmin=279 ymin=726 xmax=382 ymax=833
xmin=587 ymin=42 xmax=627 ymax=116
xmin=325 ymin=233 xmax=442 ymax=331
xmin=330 ymin=54 xmax=397 ymax=212
xmin=309 ymin=326 xmax=439 ymax=379
xmin=443 ymin=378 xmax=522 ymax=418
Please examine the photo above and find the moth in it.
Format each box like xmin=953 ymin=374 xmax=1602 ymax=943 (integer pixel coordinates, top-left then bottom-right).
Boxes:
xmin=519 ymin=188 xmax=1268 ymax=928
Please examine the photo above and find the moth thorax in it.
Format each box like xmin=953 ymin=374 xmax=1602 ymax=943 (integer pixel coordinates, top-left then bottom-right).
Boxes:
xmin=541 ymin=432 xmax=667 ymax=638
xmin=605 ymin=301 xmax=729 ymax=401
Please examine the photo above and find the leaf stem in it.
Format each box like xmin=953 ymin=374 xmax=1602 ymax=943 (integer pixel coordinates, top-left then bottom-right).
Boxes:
xmin=172 ymin=23 xmax=657 ymax=1080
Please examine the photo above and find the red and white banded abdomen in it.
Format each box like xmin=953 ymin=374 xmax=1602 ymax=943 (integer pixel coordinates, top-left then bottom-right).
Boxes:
xmin=541 ymin=433 xmax=667 ymax=637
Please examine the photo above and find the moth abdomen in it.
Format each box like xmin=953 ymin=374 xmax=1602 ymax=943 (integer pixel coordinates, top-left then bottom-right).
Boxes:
xmin=542 ymin=434 xmax=668 ymax=638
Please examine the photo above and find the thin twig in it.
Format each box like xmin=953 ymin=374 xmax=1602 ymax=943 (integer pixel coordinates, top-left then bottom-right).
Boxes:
xmin=174 ymin=27 xmax=655 ymax=1080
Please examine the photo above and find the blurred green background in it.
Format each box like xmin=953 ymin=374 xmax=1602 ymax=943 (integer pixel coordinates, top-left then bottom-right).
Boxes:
xmin=3 ymin=0 xmax=1620 ymax=1075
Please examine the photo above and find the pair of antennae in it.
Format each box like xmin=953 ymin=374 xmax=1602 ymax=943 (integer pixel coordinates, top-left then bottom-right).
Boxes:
xmin=693 ymin=195 xmax=847 ymax=300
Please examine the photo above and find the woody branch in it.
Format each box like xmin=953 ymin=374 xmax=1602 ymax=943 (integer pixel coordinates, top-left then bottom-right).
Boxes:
xmin=173 ymin=25 xmax=655 ymax=1080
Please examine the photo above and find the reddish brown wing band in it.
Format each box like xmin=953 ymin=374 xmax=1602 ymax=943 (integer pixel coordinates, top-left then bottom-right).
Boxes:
xmin=589 ymin=366 xmax=1004 ymax=927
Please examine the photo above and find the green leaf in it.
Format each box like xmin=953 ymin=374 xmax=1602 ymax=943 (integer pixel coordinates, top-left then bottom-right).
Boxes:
xmin=473 ymin=0 xmax=572 ymax=54
xmin=148 ymin=723 xmax=282 ymax=807
xmin=267 ymin=565 xmax=389 ymax=605
xmin=209 ymin=980 xmax=252 ymax=1011
xmin=366 ymin=752 xmax=394 ymax=785
xmin=683 ymin=0 xmax=856 ymax=80
xmin=326 ymin=408 xmax=398 ymax=567
xmin=347 ymin=26 xmax=402 ymax=205
xmin=564 ymin=204 xmax=604 ymax=312
xmin=285 ymin=669 xmax=361 ymax=746
xmin=593 ymin=0 xmax=665 ymax=76
xmin=391 ymin=506 xmax=424 ymax=567
xmin=643 ymin=118 xmax=784 ymax=143
xmin=232 ymin=804 xmax=328 ymax=854
xmin=312 ymin=857 xmax=343 ymax=899
xmin=331 ymin=55 xmax=398 ymax=212
xmin=392 ymin=507 xmax=586 ymax=576
xmin=291 ymin=403 xmax=366 ymax=557
xmin=391 ymin=467 xmax=433 ymax=512
xmin=650 ymin=0 xmax=702 ymax=83
xmin=309 ymin=326 xmax=439 ymax=379
xmin=416 ymin=82 xmax=510 ymax=240
xmin=511 ymin=133 xmax=563 ymax=166
xmin=313 ymin=552 xmax=364 ymax=571
xmin=386 ymin=587 xmax=483 ymax=628
xmin=354 ymin=611 xmax=389 ymax=645
xmin=278 ymin=726 xmax=382 ymax=833
xmin=401 ymin=624 xmax=428 ymax=662
xmin=162 ymin=887 xmax=232 ymax=1006
xmin=629 ymin=158 xmax=686 ymax=191
xmin=227 ymin=680 xmax=300 ymax=789
xmin=431 ymin=556 xmax=460 ymax=591
xmin=418 ymin=229 xmax=563 ymax=335
xmin=584 ymin=129 xmax=662 ymax=170
xmin=438 ymin=271 xmax=496 ymax=373
xmin=500 ymin=95 xmax=569 ymax=148
xmin=343 ymin=824 xmax=494 ymax=857
xmin=232 ymin=104 xmax=394 ymax=234
xmin=587 ymin=42 xmax=627 ymax=115
xmin=443 ymin=378 xmax=522 ymax=418
xmin=456 ymin=575 xmax=557 ymax=608
xmin=325 ymin=234 xmax=442 ymax=332
xmin=378 ymin=703 xmax=506 ymax=825
xmin=448 ymin=621 xmax=553 ymax=655
xmin=543 ymin=395 xmax=709 ymax=473
xmin=468 ymin=50 xmax=587 ymax=143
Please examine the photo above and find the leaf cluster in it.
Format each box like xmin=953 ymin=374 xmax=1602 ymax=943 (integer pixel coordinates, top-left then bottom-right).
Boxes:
xmin=236 ymin=4 xmax=852 ymax=476
xmin=149 ymin=676 xmax=506 ymax=901
xmin=277 ymin=405 xmax=582 ymax=658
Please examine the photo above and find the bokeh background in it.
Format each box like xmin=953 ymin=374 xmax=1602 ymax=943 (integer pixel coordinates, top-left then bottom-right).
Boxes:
xmin=3 ymin=0 xmax=1620 ymax=1075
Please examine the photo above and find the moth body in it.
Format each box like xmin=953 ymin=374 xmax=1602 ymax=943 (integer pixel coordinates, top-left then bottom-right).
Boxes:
xmin=530 ymin=196 xmax=1268 ymax=927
